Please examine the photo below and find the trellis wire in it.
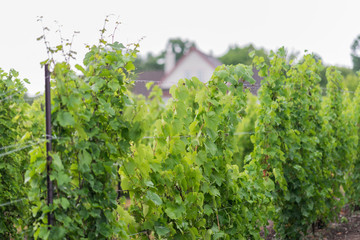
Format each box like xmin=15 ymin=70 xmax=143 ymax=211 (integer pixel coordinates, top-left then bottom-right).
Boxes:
xmin=0 ymin=140 xmax=39 ymax=151
xmin=0 ymin=92 xmax=24 ymax=103
xmin=0 ymin=198 xmax=28 ymax=208
xmin=0 ymin=89 xmax=22 ymax=98
xmin=0 ymin=139 xmax=47 ymax=158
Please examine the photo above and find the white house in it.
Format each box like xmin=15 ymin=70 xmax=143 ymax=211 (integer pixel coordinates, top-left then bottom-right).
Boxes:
xmin=134 ymin=45 xmax=262 ymax=97
xmin=134 ymin=45 xmax=222 ymax=98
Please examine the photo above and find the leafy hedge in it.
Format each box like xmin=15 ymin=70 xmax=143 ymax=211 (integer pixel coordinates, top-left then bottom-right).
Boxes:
xmin=121 ymin=65 xmax=273 ymax=239
xmin=0 ymin=69 xmax=31 ymax=239
xmin=251 ymin=49 xmax=357 ymax=239
xmin=26 ymin=41 xmax=138 ymax=239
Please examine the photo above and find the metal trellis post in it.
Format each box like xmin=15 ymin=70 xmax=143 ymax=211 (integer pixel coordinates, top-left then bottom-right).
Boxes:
xmin=45 ymin=64 xmax=54 ymax=227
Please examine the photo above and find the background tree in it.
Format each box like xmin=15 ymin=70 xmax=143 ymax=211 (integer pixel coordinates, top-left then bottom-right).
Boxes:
xmin=351 ymin=35 xmax=360 ymax=72
xmin=135 ymin=38 xmax=196 ymax=73
xmin=134 ymin=52 xmax=163 ymax=72
xmin=167 ymin=38 xmax=196 ymax=62
xmin=219 ymin=44 xmax=268 ymax=65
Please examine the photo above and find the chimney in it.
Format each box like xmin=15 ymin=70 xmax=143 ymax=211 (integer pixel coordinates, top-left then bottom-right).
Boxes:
xmin=164 ymin=43 xmax=176 ymax=74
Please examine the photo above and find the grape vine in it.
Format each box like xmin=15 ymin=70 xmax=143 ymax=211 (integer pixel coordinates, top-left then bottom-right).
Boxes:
xmin=0 ymin=68 xmax=31 ymax=239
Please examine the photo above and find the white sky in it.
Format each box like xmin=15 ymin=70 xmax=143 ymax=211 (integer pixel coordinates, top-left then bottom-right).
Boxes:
xmin=1 ymin=0 xmax=359 ymax=95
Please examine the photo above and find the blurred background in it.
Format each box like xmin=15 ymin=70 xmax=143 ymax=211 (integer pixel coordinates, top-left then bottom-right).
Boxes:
xmin=1 ymin=0 xmax=359 ymax=95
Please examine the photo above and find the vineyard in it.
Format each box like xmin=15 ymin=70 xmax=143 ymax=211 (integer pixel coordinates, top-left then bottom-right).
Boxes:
xmin=1 ymin=34 xmax=360 ymax=240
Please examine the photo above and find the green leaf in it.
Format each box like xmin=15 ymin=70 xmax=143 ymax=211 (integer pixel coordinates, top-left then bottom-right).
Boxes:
xmin=176 ymin=86 xmax=189 ymax=102
xmin=108 ymin=42 xmax=125 ymax=50
xmin=38 ymin=226 xmax=50 ymax=239
xmin=165 ymin=204 xmax=185 ymax=220
xmin=40 ymin=59 xmax=49 ymax=66
xmin=123 ymin=160 xmax=136 ymax=175
xmin=155 ymin=225 xmax=170 ymax=236
xmin=60 ymin=197 xmax=70 ymax=210
xmin=204 ymin=204 xmax=213 ymax=215
xmin=146 ymin=191 xmax=163 ymax=206
xmin=52 ymin=153 xmax=64 ymax=170
xmin=79 ymin=150 xmax=92 ymax=173
xmin=51 ymin=226 xmax=66 ymax=239
xmin=75 ymin=64 xmax=86 ymax=74
xmin=146 ymin=81 xmax=154 ymax=90
xmin=108 ymin=79 xmax=120 ymax=91
xmin=278 ymin=46 xmax=286 ymax=57
xmin=92 ymin=78 xmax=105 ymax=92
xmin=171 ymin=138 xmax=186 ymax=155
xmin=217 ymin=82 xmax=228 ymax=95
xmin=249 ymin=50 xmax=256 ymax=58
xmin=204 ymin=139 xmax=217 ymax=156
xmin=209 ymin=186 xmax=220 ymax=196
xmin=204 ymin=111 xmax=219 ymax=131
xmin=214 ymin=232 xmax=226 ymax=240
xmin=56 ymin=172 xmax=71 ymax=185
xmin=98 ymin=222 xmax=112 ymax=237
xmin=125 ymin=62 xmax=135 ymax=71
xmin=37 ymin=35 xmax=44 ymax=41
xmin=145 ymin=180 xmax=154 ymax=187
xmin=195 ymin=150 xmax=206 ymax=166
xmin=99 ymin=98 xmax=115 ymax=115
xmin=57 ymin=111 xmax=75 ymax=127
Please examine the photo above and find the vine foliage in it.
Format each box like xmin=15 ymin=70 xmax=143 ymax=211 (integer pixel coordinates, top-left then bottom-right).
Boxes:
xmin=26 ymin=36 xmax=138 ymax=238
xmin=0 ymin=69 xmax=31 ymax=239
xmin=120 ymin=65 xmax=273 ymax=239
xmin=1 ymin=19 xmax=360 ymax=240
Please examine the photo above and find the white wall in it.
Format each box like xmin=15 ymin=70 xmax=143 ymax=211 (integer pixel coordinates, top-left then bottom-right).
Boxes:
xmin=160 ymin=51 xmax=216 ymax=89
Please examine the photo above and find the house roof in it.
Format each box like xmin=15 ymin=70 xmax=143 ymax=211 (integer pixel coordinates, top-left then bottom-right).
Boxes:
xmin=243 ymin=68 xmax=262 ymax=95
xmin=195 ymin=48 xmax=222 ymax=68
xmin=137 ymin=71 xmax=164 ymax=81
xmin=133 ymin=70 xmax=164 ymax=97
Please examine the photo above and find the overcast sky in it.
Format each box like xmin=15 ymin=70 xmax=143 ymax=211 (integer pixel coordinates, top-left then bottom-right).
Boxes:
xmin=1 ymin=0 xmax=359 ymax=95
